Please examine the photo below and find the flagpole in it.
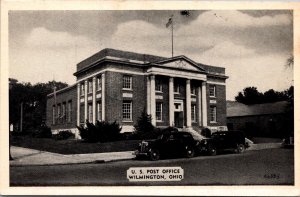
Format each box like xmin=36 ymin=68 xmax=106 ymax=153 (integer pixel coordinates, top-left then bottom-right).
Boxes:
xmin=171 ymin=16 xmax=173 ymax=58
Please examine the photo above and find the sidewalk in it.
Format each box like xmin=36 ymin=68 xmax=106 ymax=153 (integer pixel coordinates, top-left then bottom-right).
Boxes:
xmin=10 ymin=146 xmax=135 ymax=167
xmin=10 ymin=143 xmax=282 ymax=167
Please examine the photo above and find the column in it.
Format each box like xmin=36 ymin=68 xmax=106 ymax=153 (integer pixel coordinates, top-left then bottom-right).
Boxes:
xmin=146 ymin=76 xmax=151 ymax=114
xmin=169 ymin=77 xmax=174 ymax=126
xmin=92 ymin=76 xmax=96 ymax=124
xmin=197 ymin=85 xmax=202 ymax=126
xmin=84 ymin=80 xmax=88 ymax=123
xmin=201 ymin=81 xmax=207 ymax=127
xmin=77 ymin=83 xmax=80 ymax=126
xmin=186 ymin=79 xmax=192 ymax=127
xmin=101 ymin=73 xmax=105 ymax=121
xmin=150 ymin=75 xmax=156 ymax=126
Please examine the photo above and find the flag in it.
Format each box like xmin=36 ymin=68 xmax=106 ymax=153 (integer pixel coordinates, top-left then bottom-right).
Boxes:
xmin=166 ymin=17 xmax=173 ymax=28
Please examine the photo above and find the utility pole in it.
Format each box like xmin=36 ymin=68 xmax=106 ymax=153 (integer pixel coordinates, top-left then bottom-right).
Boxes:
xmin=20 ymin=102 xmax=23 ymax=132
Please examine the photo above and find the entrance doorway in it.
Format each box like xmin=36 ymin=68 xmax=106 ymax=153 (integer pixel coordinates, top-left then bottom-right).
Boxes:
xmin=174 ymin=100 xmax=184 ymax=128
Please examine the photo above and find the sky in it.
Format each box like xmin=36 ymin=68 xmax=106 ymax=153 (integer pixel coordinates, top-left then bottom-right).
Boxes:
xmin=9 ymin=10 xmax=293 ymax=100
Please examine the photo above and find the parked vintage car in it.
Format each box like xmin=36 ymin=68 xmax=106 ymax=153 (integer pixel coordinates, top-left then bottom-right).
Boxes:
xmin=198 ymin=130 xmax=248 ymax=155
xmin=134 ymin=131 xmax=197 ymax=161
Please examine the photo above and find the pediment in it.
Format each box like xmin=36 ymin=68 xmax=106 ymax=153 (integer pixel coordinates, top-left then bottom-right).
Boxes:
xmin=156 ymin=56 xmax=205 ymax=72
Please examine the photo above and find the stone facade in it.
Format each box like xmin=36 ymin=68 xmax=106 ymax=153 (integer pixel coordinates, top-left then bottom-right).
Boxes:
xmin=46 ymin=48 xmax=228 ymax=135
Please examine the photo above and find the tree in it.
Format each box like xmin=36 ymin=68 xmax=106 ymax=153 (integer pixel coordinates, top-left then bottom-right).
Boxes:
xmin=9 ymin=79 xmax=68 ymax=132
xmin=235 ymin=86 xmax=293 ymax=105
xmin=134 ymin=109 xmax=154 ymax=134
xmin=235 ymin=87 xmax=263 ymax=105
xmin=263 ymin=89 xmax=286 ymax=103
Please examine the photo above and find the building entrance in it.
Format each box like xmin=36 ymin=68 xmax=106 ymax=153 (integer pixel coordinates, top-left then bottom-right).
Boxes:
xmin=174 ymin=100 xmax=184 ymax=128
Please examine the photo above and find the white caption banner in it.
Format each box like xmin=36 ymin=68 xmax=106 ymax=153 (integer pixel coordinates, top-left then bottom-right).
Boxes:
xmin=127 ymin=167 xmax=184 ymax=182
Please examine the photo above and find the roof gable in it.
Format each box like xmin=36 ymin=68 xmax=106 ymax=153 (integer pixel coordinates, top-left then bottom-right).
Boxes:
xmin=154 ymin=56 xmax=206 ymax=72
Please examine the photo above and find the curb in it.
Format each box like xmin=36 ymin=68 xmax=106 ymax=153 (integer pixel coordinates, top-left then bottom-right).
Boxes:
xmin=10 ymin=157 xmax=135 ymax=167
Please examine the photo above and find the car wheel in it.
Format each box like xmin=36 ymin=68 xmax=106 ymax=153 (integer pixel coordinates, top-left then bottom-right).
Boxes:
xmin=236 ymin=144 xmax=245 ymax=154
xmin=185 ymin=146 xmax=195 ymax=158
xmin=149 ymin=149 xmax=160 ymax=161
xmin=208 ymin=145 xmax=217 ymax=156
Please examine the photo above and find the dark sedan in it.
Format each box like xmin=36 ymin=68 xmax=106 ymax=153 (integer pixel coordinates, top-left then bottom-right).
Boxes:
xmin=134 ymin=131 xmax=197 ymax=161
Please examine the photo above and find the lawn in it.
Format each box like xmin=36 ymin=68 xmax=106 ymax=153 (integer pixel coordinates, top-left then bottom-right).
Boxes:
xmin=10 ymin=135 xmax=141 ymax=155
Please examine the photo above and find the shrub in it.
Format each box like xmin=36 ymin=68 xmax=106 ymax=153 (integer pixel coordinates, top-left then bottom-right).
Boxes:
xmin=134 ymin=110 xmax=155 ymax=139
xmin=201 ymin=127 xmax=212 ymax=138
xmin=77 ymin=120 xmax=122 ymax=143
xmin=53 ymin=130 xmax=75 ymax=140
xmin=32 ymin=124 xmax=52 ymax=138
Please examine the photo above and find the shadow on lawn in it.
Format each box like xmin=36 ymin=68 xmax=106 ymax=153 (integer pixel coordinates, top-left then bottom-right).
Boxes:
xmin=11 ymin=135 xmax=141 ymax=155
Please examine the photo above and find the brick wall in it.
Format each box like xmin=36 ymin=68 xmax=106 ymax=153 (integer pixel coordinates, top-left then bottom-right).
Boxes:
xmin=206 ymin=84 xmax=227 ymax=126
xmin=46 ymin=85 xmax=77 ymax=130
xmin=105 ymin=71 xmax=147 ymax=128
xmin=227 ymin=114 xmax=286 ymax=137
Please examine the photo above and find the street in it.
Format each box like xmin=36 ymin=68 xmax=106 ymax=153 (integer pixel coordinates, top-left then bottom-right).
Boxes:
xmin=10 ymin=148 xmax=294 ymax=186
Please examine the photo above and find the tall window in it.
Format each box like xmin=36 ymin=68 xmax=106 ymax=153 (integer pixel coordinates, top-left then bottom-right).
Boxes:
xmin=67 ymin=101 xmax=72 ymax=123
xmin=52 ymin=105 xmax=56 ymax=124
xmin=155 ymin=79 xmax=163 ymax=92
xmin=88 ymin=104 xmax=93 ymax=122
xmin=80 ymin=105 xmax=84 ymax=123
xmin=62 ymin=102 xmax=66 ymax=123
xmin=80 ymin=83 xmax=85 ymax=96
xmin=210 ymin=106 xmax=217 ymax=122
xmin=156 ymin=102 xmax=162 ymax=121
xmin=57 ymin=104 xmax=61 ymax=123
xmin=123 ymin=76 xmax=132 ymax=90
xmin=88 ymin=80 xmax=93 ymax=93
xmin=191 ymin=86 xmax=196 ymax=95
xmin=122 ymin=101 xmax=132 ymax=121
xmin=97 ymin=76 xmax=101 ymax=91
xmin=191 ymin=104 xmax=196 ymax=122
xmin=174 ymin=82 xmax=180 ymax=93
xmin=209 ymin=85 xmax=216 ymax=97
xmin=97 ymin=101 xmax=101 ymax=121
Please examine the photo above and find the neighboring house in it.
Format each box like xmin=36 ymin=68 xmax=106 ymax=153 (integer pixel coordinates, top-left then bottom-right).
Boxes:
xmin=46 ymin=48 xmax=228 ymax=137
xmin=227 ymin=101 xmax=289 ymax=137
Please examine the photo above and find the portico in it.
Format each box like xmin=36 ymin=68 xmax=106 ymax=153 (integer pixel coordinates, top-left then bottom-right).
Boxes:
xmin=146 ymin=56 xmax=208 ymax=128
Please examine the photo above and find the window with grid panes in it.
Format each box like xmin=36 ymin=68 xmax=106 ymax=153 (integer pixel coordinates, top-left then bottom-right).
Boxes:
xmin=97 ymin=76 xmax=101 ymax=91
xmin=97 ymin=101 xmax=101 ymax=121
xmin=191 ymin=86 xmax=196 ymax=95
xmin=191 ymin=104 xmax=196 ymax=122
xmin=62 ymin=102 xmax=66 ymax=123
xmin=155 ymin=79 xmax=163 ymax=92
xmin=52 ymin=105 xmax=56 ymax=124
xmin=209 ymin=85 xmax=216 ymax=97
xmin=156 ymin=102 xmax=162 ymax=121
xmin=80 ymin=83 xmax=85 ymax=96
xmin=210 ymin=106 xmax=217 ymax=122
xmin=88 ymin=104 xmax=93 ymax=122
xmin=88 ymin=80 xmax=93 ymax=93
xmin=122 ymin=101 xmax=132 ymax=121
xmin=57 ymin=104 xmax=61 ymax=123
xmin=123 ymin=76 xmax=132 ymax=90
xmin=67 ymin=101 xmax=72 ymax=123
